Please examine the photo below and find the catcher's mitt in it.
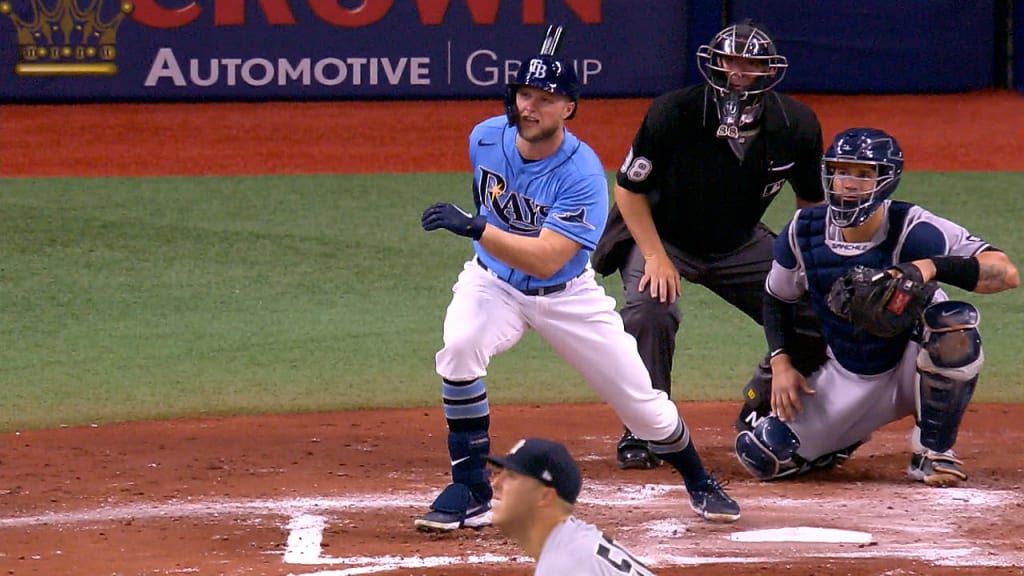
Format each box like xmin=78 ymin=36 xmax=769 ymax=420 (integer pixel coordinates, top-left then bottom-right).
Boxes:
xmin=826 ymin=264 xmax=938 ymax=338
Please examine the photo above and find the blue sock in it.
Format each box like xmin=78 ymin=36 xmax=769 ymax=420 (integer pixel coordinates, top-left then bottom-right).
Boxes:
xmin=648 ymin=418 xmax=710 ymax=492
xmin=442 ymin=378 xmax=491 ymax=500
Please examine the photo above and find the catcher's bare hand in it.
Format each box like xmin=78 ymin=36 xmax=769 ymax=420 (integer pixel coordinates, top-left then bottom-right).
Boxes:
xmin=638 ymin=252 xmax=680 ymax=303
xmin=770 ymin=359 xmax=814 ymax=423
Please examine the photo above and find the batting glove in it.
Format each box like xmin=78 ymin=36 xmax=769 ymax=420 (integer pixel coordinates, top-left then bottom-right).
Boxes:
xmin=421 ymin=202 xmax=487 ymax=240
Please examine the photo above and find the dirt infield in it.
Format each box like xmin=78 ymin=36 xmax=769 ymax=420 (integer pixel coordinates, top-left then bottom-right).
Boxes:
xmin=2 ymin=92 xmax=1024 ymax=575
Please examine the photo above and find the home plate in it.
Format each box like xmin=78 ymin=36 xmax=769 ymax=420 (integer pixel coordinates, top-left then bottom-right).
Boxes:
xmin=730 ymin=527 xmax=874 ymax=544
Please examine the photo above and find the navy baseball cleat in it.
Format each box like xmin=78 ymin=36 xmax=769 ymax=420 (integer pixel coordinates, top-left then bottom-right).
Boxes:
xmin=688 ymin=476 xmax=741 ymax=523
xmin=414 ymin=483 xmax=492 ymax=533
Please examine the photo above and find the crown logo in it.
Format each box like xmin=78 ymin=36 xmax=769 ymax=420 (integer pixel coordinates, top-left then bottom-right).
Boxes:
xmin=1 ymin=0 xmax=133 ymax=76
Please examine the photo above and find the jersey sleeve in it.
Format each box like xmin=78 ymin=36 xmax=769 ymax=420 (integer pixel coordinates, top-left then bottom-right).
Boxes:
xmin=543 ymin=171 xmax=609 ymax=251
xmin=897 ymin=205 xmax=991 ymax=262
xmin=614 ymin=97 xmax=673 ymax=196
xmin=788 ymin=110 xmax=825 ymax=204
xmin=765 ymin=219 xmax=807 ymax=303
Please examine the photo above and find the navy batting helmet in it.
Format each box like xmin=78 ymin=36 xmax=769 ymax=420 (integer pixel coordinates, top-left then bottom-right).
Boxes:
xmin=822 ymin=128 xmax=905 ymax=228
xmin=505 ymin=26 xmax=580 ymax=125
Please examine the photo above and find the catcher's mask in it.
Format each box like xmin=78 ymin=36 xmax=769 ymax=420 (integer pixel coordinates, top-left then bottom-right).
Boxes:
xmin=505 ymin=25 xmax=580 ymax=126
xmin=822 ymin=128 xmax=905 ymax=228
xmin=696 ymin=20 xmax=787 ymax=138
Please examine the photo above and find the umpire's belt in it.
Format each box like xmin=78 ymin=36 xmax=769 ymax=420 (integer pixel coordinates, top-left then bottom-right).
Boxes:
xmin=477 ymin=258 xmax=569 ymax=297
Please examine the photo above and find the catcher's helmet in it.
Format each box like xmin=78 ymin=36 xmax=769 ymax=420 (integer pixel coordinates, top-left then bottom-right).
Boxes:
xmin=822 ymin=128 xmax=905 ymax=228
xmin=505 ymin=26 xmax=580 ymax=126
xmin=697 ymin=20 xmax=787 ymax=137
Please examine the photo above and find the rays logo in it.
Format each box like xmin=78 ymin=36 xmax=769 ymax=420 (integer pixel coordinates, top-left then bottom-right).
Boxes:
xmin=553 ymin=207 xmax=594 ymax=230
xmin=476 ymin=167 xmax=549 ymax=234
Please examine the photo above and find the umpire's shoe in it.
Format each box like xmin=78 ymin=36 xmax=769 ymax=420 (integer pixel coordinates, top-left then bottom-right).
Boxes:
xmin=617 ymin=428 xmax=662 ymax=470
xmin=689 ymin=475 xmax=741 ymax=523
xmin=908 ymin=450 xmax=968 ymax=487
xmin=414 ymin=483 xmax=492 ymax=533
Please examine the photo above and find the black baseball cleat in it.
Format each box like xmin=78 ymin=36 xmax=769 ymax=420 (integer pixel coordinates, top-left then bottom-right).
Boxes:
xmin=616 ymin=428 xmax=662 ymax=470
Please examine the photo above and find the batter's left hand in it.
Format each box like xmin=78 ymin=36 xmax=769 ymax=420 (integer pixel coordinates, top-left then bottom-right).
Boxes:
xmin=638 ymin=253 xmax=681 ymax=303
xmin=421 ymin=202 xmax=487 ymax=240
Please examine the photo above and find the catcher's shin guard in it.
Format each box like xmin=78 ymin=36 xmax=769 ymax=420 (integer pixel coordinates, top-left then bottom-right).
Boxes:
xmin=735 ymin=417 xmax=802 ymax=480
xmin=916 ymin=301 xmax=982 ymax=453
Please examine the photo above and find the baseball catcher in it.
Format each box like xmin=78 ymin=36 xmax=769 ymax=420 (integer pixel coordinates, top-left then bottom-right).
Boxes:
xmin=734 ymin=127 xmax=1019 ymax=485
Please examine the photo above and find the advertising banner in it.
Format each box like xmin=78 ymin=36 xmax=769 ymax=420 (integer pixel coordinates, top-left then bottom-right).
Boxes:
xmin=0 ymin=0 xmax=689 ymax=102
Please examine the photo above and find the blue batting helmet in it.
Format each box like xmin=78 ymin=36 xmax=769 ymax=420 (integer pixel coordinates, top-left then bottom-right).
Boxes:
xmin=822 ymin=128 xmax=905 ymax=228
xmin=505 ymin=26 xmax=581 ymax=125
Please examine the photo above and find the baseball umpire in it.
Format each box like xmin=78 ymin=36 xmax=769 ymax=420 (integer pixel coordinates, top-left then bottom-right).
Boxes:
xmin=592 ymin=19 xmax=828 ymax=469
xmin=416 ymin=26 xmax=740 ymax=533
xmin=735 ymin=127 xmax=1019 ymax=484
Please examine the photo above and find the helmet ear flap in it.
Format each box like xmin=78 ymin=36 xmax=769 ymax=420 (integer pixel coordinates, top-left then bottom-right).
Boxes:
xmin=504 ymin=84 xmax=519 ymax=126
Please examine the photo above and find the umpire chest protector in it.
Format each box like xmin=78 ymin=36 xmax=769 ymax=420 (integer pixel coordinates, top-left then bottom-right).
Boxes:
xmin=795 ymin=204 xmax=914 ymax=375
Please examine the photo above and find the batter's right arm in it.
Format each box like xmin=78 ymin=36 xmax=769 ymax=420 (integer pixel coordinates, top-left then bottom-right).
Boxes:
xmin=614 ymin=184 xmax=680 ymax=303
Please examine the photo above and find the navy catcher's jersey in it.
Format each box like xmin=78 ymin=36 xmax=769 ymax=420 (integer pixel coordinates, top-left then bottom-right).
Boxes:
xmin=535 ymin=516 xmax=656 ymax=576
xmin=616 ymin=85 xmax=823 ymax=254
xmin=470 ymin=115 xmax=608 ymax=291
xmin=767 ymin=201 xmax=991 ymax=375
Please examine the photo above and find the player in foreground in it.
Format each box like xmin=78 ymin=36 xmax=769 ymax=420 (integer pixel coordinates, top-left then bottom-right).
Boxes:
xmin=416 ymin=26 xmax=740 ymax=532
xmin=734 ymin=127 xmax=1019 ymax=485
xmin=487 ymin=438 xmax=657 ymax=575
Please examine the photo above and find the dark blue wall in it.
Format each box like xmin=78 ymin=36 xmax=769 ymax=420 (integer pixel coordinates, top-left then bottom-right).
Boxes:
xmin=1016 ymin=0 xmax=1024 ymax=92
xmin=730 ymin=1 xmax=995 ymax=93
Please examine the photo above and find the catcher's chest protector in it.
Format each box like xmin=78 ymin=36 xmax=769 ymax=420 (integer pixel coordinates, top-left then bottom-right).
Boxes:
xmin=794 ymin=206 xmax=910 ymax=375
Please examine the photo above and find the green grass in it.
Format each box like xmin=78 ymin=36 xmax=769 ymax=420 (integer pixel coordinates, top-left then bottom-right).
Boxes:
xmin=1 ymin=172 xmax=1022 ymax=431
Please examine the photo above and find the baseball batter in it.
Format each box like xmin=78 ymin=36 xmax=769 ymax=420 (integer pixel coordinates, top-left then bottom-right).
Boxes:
xmin=416 ymin=26 xmax=740 ymax=533
xmin=735 ymin=128 xmax=1019 ymax=484
xmin=487 ymin=438 xmax=657 ymax=576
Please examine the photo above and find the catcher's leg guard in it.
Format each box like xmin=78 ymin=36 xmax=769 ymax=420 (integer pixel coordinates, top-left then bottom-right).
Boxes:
xmin=735 ymin=417 xmax=803 ymax=480
xmin=916 ymin=301 xmax=983 ymax=453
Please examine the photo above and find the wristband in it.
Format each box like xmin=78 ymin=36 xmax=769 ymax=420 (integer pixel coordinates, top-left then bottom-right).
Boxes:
xmin=930 ymin=256 xmax=980 ymax=291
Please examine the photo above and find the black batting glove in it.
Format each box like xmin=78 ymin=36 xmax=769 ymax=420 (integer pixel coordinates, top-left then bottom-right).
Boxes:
xmin=421 ymin=202 xmax=487 ymax=240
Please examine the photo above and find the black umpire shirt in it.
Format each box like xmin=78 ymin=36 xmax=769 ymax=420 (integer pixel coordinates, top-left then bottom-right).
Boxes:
xmin=593 ymin=84 xmax=823 ymax=274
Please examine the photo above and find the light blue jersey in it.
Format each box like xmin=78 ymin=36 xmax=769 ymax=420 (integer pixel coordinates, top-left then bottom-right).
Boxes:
xmin=470 ymin=115 xmax=608 ymax=291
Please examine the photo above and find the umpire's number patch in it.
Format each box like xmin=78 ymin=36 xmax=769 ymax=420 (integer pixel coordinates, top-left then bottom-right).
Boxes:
xmin=620 ymin=148 xmax=652 ymax=183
